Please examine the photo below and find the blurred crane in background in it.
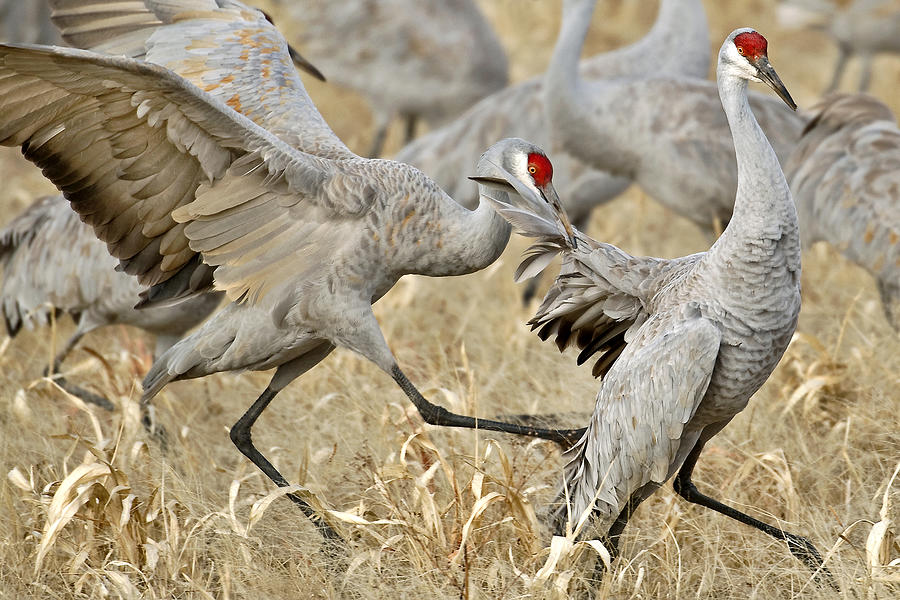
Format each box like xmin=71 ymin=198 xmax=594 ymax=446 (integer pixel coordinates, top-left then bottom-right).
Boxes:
xmin=785 ymin=93 xmax=900 ymax=328
xmin=0 ymin=0 xmax=59 ymax=44
xmin=0 ymin=195 xmax=222 ymax=410
xmin=543 ymin=0 xmax=807 ymax=235
xmin=776 ymin=0 xmax=900 ymax=93
xmin=279 ymin=0 xmax=509 ymax=157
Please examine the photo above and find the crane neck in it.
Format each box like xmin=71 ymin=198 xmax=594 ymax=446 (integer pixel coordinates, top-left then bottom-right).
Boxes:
xmin=711 ymin=61 xmax=800 ymax=265
xmin=409 ymin=184 xmax=511 ymax=278
xmin=545 ymin=0 xmax=596 ymax=137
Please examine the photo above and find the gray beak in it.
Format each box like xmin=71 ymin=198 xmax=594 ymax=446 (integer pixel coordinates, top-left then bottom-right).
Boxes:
xmin=259 ymin=8 xmax=327 ymax=81
xmin=540 ymin=182 xmax=577 ymax=249
xmin=755 ymin=57 xmax=796 ymax=111
xmin=288 ymin=44 xmax=326 ymax=82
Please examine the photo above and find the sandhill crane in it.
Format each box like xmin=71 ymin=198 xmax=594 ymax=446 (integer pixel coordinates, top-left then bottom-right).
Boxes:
xmin=482 ymin=25 xmax=834 ymax=581
xmin=0 ymin=0 xmax=59 ymax=45
xmin=394 ymin=0 xmax=709 ymax=302
xmin=543 ymin=0 xmax=808 ymax=236
xmin=777 ymin=0 xmax=900 ymax=93
xmin=278 ymin=0 xmax=509 ymax=157
xmin=785 ymin=93 xmax=900 ymax=328
xmin=0 ymin=195 xmax=223 ymax=410
xmin=0 ymin=27 xmax=583 ymax=543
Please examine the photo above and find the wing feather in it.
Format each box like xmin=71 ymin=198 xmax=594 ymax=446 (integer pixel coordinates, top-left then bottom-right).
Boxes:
xmin=0 ymin=45 xmax=372 ymax=307
xmin=49 ymin=0 xmax=351 ymax=158
xmin=548 ymin=312 xmax=721 ymax=534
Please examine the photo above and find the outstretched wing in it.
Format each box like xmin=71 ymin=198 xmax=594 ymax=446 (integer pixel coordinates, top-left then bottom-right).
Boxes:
xmin=0 ymin=44 xmax=374 ymax=305
xmin=547 ymin=310 xmax=721 ymax=534
xmin=48 ymin=0 xmax=352 ymax=159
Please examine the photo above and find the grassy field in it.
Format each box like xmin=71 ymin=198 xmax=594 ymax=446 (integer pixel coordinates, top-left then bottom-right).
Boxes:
xmin=0 ymin=0 xmax=898 ymax=598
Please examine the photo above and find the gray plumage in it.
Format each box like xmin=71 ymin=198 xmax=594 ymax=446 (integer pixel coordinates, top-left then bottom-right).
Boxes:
xmin=777 ymin=0 xmax=900 ymax=92
xmin=283 ymin=0 xmax=509 ymax=157
xmin=48 ymin=0 xmax=349 ymax=160
xmin=544 ymin=0 xmax=808 ymax=233
xmin=0 ymin=0 xmax=59 ymax=45
xmin=394 ymin=0 xmax=710 ymax=224
xmin=493 ymin=28 xmax=816 ymax=573
xmin=785 ymin=93 xmax=900 ymax=327
xmin=0 ymin=194 xmax=222 ymax=365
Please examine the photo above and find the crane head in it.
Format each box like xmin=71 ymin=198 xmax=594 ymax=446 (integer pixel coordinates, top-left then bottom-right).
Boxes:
xmin=723 ymin=29 xmax=797 ymax=111
xmin=469 ymin=138 xmax=576 ymax=248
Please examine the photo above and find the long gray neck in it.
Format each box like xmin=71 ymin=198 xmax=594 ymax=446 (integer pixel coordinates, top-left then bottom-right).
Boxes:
xmin=710 ymin=64 xmax=800 ymax=267
xmin=545 ymin=0 xmax=706 ymax=177
xmin=414 ymin=186 xmax=511 ymax=277
xmin=545 ymin=0 xmax=597 ymax=143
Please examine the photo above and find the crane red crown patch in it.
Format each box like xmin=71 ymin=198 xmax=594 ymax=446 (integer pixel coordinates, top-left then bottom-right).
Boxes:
xmin=527 ymin=152 xmax=553 ymax=187
xmin=733 ymin=31 xmax=768 ymax=60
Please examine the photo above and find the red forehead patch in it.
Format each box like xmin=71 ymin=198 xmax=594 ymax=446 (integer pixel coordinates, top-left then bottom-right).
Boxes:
xmin=734 ymin=31 xmax=767 ymax=59
xmin=527 ymin=152 xmax=553 ymax=187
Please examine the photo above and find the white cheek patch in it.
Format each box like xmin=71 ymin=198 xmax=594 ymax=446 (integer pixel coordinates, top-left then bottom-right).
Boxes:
xmin=510 ymin=151 xmax=529 ymax=182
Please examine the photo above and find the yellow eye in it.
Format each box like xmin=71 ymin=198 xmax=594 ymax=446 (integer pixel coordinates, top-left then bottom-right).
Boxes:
xmin=737 ymin=46 xmax=744 ymax=55
xmin=528 ymin=165 xmax=537 ymax=174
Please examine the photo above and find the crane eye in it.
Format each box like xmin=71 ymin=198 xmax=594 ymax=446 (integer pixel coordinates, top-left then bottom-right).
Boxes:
xmin=737 ymin=46 xmax=744 ymax=55
xmin=528 ymin=165 xmax=537 ymax=174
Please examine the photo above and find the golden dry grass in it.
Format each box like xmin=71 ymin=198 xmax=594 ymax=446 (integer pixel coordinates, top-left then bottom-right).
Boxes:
xmin=1 ymin=1 xmax=899 ymax=598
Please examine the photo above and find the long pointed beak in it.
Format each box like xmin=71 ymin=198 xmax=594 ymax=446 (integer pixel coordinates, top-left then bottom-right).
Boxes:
xmin=755 ymin=57 xmax=796 ymax=111
xmin=288 ymin=44 xmax=326 ymax=81
xmin=541 ymin=182 xmax=577 ymax=249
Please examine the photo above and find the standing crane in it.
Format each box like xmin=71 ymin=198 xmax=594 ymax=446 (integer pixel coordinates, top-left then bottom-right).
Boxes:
xmin=483 ymin=24 xmax=833 ymax=581
xmin=0 ymin=195 xmax=223 ymax=410
xmin=280 ymin=0 xmax=509 ymax=157
xmin=777 ymin=0 xmax=900 ymax=93
xmin=785 ymin=93 xmax=900 ymax=328
xmin=0 ymin=31 xmax=582 ymax=545
xmin=543 ymin=0 xmax=807 ymax=235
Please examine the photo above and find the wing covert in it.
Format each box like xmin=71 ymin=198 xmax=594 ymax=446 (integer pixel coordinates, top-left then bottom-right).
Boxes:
xmin=0 ymin=44 xmax=369 ymax=306
xmin=49 ymin=0 xmax=352 ymax=159
xmin=550 ymin=311 xmax=721 ymax=532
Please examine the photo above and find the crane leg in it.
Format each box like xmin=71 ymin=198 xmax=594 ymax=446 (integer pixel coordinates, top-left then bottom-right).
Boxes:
xmin=403 ymin=113 xmax=417 ymax=144
xmin=582 ymin=495 xmax=643 ymax=585
xmin=824 ymin=45 xmax=849 ymax=93
xmin=43 ymin=330 xmax=115 ymax=411
xmin=391 ymin=365 xmax=586 ymax=447
xmin=857 ymin=54 xmax=873 ymax=93
xmin=672 ymin=441 xmax=836 ymax=589
xmin=368 ymin=111 xmax=393 ymax=158
xmin=230 ymin=386 xmax=345 ymax=545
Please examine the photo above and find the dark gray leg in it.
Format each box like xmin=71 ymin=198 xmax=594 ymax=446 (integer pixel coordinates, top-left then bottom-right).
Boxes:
xmin=825 ymin=45 xmax=849 ymax=93
xmin=44 ymin=331 xmax=115 ymax=411
xmin=391 ymin=365 xmax=586 ymax=447
xmin=230 ymin=386 xmax=344 ymax=544
xmin=402 ymin=113 xmax=417 ymax=144
xmin=673 ymin=441 xmax=836 ymax=588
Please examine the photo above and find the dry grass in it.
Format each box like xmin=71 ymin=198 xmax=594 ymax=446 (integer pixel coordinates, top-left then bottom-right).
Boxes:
xmin=1 ymin=1 xmax=899 ymax=598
